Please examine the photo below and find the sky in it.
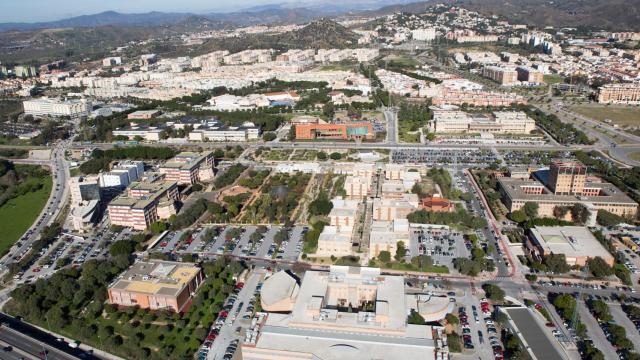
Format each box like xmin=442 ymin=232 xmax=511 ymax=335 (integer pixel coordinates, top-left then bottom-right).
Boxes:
xmin=0 ymin=0 xmax=312 ymax=23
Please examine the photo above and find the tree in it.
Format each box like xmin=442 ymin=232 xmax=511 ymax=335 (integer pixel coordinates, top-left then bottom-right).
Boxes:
xmin=262 ymin=132 xmax=276 ymax=141
xmin=316 ymin=151 xmax=327 ymax=160
xmin=586 ymin=257 xmax=613 ymax=278
xmin=570 ymin=203 xmax=589 ymax=225
xmin=149 ymin=221 xmax=167 ymax=234
xmin=407 ymin=310 xmax=426 ymax=325
xmin=445 ymin=313 xmax=459 ymax=325
xmin=329 ymin=152 xmax=341 ymax=160
xmin=394 ymin=241 xmax=407 ymax=261
xmin=378 ymin=251 xmax=391 ymax=263
xmin=323 ymin=102 xmax=335 ymax=119
xmin=509 ymin=210 xmax=527 ymax=223
xmin=523 ymin=202 xmax=539 ymax=219
xmin=553 ymin=293 xmax=576 ymax=319
xmin=543 ymin=254 xmax=571 ymax=273
xmin=109 ymin=240 xmax=135 ymax=257
xmin=597 ymin=209 xmax=626 ymax=227
xmin=482 ymin=284 xmax=505 ymax=301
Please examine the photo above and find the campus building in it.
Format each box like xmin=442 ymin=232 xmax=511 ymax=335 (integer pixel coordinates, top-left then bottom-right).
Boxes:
xmin=497 ymin=161 xmax=638 ymax=219
xmin=108 ymin=260 xmax=205 ymax=312
xmin=430 ymin=110 xmax=535 ymax=134
xmin=158 ymin=152 xmax=214 ymax=185
xmin=245 ymin=266 xmax=449 ymax=360
xmin=107 ymin=181 xmax=179 ymax=230
xmin=294 ymin=122 xmax=374 ymax=140
xmin=188 ymin=121 xmax=260 ymax=142
xmin=597 ymin=83 xmax=640 ymax=104
xmin=526 ymin=226 xmax=615 ymax=267
xmin=516 ymin=66 xmax=544 ymax=84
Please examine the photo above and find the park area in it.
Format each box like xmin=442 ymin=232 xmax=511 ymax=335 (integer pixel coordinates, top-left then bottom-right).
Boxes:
xmin=0 ymin=162 xmax=52 ymax=256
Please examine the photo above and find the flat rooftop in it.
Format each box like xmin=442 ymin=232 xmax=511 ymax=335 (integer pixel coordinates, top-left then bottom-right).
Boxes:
xmin=160 ymin=151 xmax=211 ymax=170
xmin=109 ymin=260 xmax=201 ymax=298
xmin=109 ymin=181 xmax=175 ymax=209
xmin=529 ymin=226 xmax=613 ymax=260
xmin=498 ymin=177 xmax=637 ymax=205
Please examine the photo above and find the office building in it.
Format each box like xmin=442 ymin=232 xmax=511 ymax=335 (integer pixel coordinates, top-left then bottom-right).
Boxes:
xmin=328 ymin=198 xmax=359 ymax=233
xmin=108 ymin=260 xmax=204 ymax=312
xmin=127 ymin=110 xmax=161 ymax=120
xmin=159 ymin=152 xmax=214 ymax=185
xmin=23 ymin=98 xmax=92 ymax=118
xmin=527 ymin=226 xmax=614 ymax=266
xmin=316 ymin=225 xmax=354 ymax=257
xmin=294 ymin=122 xmax=374 ymax=140
xmin=598 ymin=83 xmax=640 ymax=104
xmin=244 ymin=266 xmax=447 ymax=360
xmin=107 ymin=181 xmax=179 ymax=230
xmin=69 ymin=175 xmax=101 ymax=204
xmin=369 ymin=219 xmax=410 ymax=258
xmin=481 ymin=66 xmax=519 ymax=86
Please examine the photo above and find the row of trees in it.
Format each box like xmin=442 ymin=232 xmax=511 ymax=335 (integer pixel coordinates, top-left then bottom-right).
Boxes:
xmin=214 ymin=164 xmax=248 ymax=189
xmin=407 ymin=208 xmax=487 ymax=229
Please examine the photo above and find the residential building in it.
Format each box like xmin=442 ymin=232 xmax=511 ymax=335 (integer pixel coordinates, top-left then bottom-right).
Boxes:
xmin=412 ymin=28 xmax=437 ymax=41
xmin=23 ymin=98 xmax=92 ymax=118
xmin=158 ymin=152 xmax=214 ymax=185
xmin=102 ymin=57 xmax=123 ymax=67
xmin=598 ymin=83 xmax=640 ymax=104
xmin=481 ymin=66 xmax=519 ymax=86
xmin=294 ymin=122 xmax=374 ymax=140
xmin=244 ymin=266 xmax=443 ymax=360
xmin=516 ymin=66 xmax=544 ymax=84
xmin=526 ymin=226 xmax=614 ymax=266
xmin=107 ymin=181 xmax=179 ymax=230
xmin=108 ymin=260 xmax=204 ymax=312
xmin=431 ymin=88 xmax=526 ymax=107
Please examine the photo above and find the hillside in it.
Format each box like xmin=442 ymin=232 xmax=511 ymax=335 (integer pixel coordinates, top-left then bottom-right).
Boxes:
xmin=277 ymin=19 xmax=359 ymax=48
xmin=451 ymin=0 xmax=640 ymax=31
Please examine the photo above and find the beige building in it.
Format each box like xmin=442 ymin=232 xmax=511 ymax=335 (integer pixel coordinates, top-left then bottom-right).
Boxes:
xmin=108 ymin=181 xmax=179 ymax=230
xmin=316 ymin=226 xmax=353 ymax=257
xmin=547 ymin=161 xmax=587 ymax=195
xmin=526 ymin=226 xmax=615 ymax=267
xmin=244 ymin=266 xmax=446 ymax=360
xmin=344 ymin=175 xmax=371 ymax=200
xmin=369 ymin=219 xmax=410 ymax=258
xmin=159 ymin=152 xmax=214 ymax=185
xmin=373 ymin=194 xmax=420 ymax=221
xmin=260 ymin=270 xmax=300 ymax=312
xmin=328 ymin=198 xmax=359 ymax=233
xmin=598 ymin=83 xmax=640 ymax=104
xmin=481 ymin=66 xmax=518 ymax=86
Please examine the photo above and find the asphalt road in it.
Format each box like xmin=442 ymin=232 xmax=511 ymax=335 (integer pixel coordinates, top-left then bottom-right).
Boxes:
xmin=384 ymin=109 xmax=398 ymax=144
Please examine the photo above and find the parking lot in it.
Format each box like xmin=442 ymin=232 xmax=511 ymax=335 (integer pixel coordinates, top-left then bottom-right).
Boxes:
xmin=391 ymin=148 xmax=497 ymax=165
xmin=150 ymin=225 xmax=306 ymax=262
xmin=409 ymin=227 xmax=468 ymax=271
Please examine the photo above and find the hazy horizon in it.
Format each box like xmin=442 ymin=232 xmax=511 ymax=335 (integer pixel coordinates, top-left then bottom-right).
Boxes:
xmin=0 ymin=0 xmax=319 ymax=23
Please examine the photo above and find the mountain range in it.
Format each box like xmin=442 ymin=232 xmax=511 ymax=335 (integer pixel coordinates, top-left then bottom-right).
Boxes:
xmin=0 ymin=0 xmax=419 ymax=32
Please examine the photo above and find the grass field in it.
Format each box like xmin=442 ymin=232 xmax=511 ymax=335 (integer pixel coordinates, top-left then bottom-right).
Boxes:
xmin=0 ymin=175 xmax=52 ymax=256
xmin=544 ymin=74 xmax=564 ymax=84
xmin=629 ymin=151 xmax=640 ymax=162
xmin=570 ymin=105 xmax=640 ymax=127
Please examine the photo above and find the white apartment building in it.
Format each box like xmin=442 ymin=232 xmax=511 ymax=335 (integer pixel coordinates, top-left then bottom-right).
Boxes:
xmin=412 ymin=28 xmax=437 ymax=41
xmin=23 ymin=98 xmax=92 ymax=118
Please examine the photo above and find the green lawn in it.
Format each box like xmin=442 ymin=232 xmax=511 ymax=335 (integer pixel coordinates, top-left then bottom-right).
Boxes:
xmin=544 ymin=74 xmax=564 ymax=84
xmin=570 ymin=105 xmax=640 ymax=127
xmin=0 ymin=175 xmax=52 ymax=256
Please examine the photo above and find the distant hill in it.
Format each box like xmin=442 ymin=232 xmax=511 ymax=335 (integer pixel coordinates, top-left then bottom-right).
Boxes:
xmin=277 ymin=19 xmax=359 ymax=48
xmin=454 ymin=0 xmax=640 ymax=30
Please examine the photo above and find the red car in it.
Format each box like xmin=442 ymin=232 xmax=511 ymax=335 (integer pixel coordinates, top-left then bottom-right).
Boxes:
xmin=235 ymin=282 xmax=245 ymax=289
xmin=219 ymin=311 xmax=229 ymax=318
xmin=160 ymin=242 xmax=168 ymax=247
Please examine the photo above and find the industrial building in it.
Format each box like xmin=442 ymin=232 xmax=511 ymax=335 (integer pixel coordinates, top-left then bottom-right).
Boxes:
xmin=108 ymin=260 xmax=204 ymax=312
xmin=526 ymin=226 xmax=615 ymax=267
